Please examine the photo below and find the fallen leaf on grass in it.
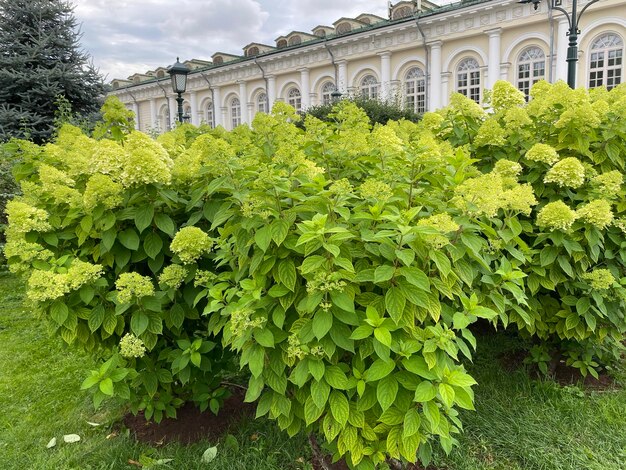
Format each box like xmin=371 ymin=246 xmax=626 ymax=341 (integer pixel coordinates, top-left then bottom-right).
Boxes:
xmin=106 ymin=432 xmax=118 ymax=440
xmin=128 ymin=459 xmax=142 ymax=467
xmin=46 ymin=437 xmax=56 ymax=449
xmin=86 ymin=421 xmax=101 ymax=427
xmin=63 ymin=434 xmax=80 ymax=443
xmin=202 ymin=446 xmax=218 ymax=463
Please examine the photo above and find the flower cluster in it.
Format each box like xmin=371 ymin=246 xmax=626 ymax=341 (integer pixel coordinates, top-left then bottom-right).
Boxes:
xmin=525 ymin=143 xmax=560 ymax=165
xmin=195 ymin=270 xmax=218 ymax=287
xmin=240 ymin=196 xmax=273 ymax=219
xmin=417 ymin=213 xmax=459 ymax=248
xmin=3 ymin=235 xmax=53 ymax=273
xmin=26 ymin=260 xmax=104 ymax=302
xmin=490 ymin=80 xmax=526 ymax=112
xmin=230 ymin=307 xmax=265 ymax=340
xmin=499 ymin=184 xmax=538 ymax=216
xmin=116 ymin=273 xmax=155 ymax=304
xmin=119 ymin=333 xmax=147 ymax=358
xmin=370 ymin=125 xmax=404 ymax=154
xmin=5 ymin=201 xmax=52 ymax=233
xmin=83 ymin=174 xmax=124 ymax=210
xmin=158 ymin=264 xmax=188 ymax=289
xmin=544 ymin=157 xmax=585 ymax=188
xmin=493 ymin=159 xmax=523 ymax=178
xmin=474 ymin=119 xmax=507 ymax=147
xmin=359 ymin=179 xmax=393 ymax=201
xmin=614 ymin=217 xmax=626 ymax=234
xmin=329 ymin=178 xmax=354 ymax=195
xmin=582 ymin=269 xmax=615 ymax=290
xmin=170 ymin=226 xmax=214 ymax=264
xmin=591 ymin=171 xmax=623 ymax=198
xmin=536 ymin=201 xmax=578 ymax=231
xmin=119 ymin=132 xmax=173 ymax=186
xmin=576 ymin=200 xmax=614 ymax=229
xmin=306 ymin=272 xmax=347 ymax=294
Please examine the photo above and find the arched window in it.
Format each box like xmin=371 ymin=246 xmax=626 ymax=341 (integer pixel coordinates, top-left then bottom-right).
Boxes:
xmin=257 ymin=92 xmax=268 ymax=113
xmin=517 ymin=47 xmax=546 ymax=99
xmin=213 ymin=56 xmax=223 ymax=65
xmin=360 ymin=75 xmax=378 ymax=99
xmin=247 ymin=46 xmax=259 ymax=57
xmin=589 ymin=33 xmax=623 ymax=90
xmin=183 ymin=105 xmax=192 ymax=123
xmin=156 ymin=70 xmax=165 ymax=78
xmin=287 ymin=87 xmax=302 ymax=111
xmin=206 ymin=102 xmax=214 ymax=128
xmin=315 ymin=30 xmax=326 ymax=38
xmin=277 ymin=39 xmax=288 ymax=48
xmin=405 ymin=67 xmax=426 ymax=113
xmin=230 ymin=97 xmax=241 ymax=129
xmin=360 ymin=18 xmax=371 ymax=25
xmin=158 ymin=104 xmax=170 ymax=132
xmin=336 ymin=22 xmax=352 ymax=35
xmin=456 ymin=58 xmax=481 ymax=103
xmin=288 ymin=36 xmax=301 ymax=46
xmin=392 ymin=6 xmax=413 ymax=20
xmin=321 ymin=81 xmax=336 ymax=105
xmin=112 ymin=82 xmax=120 ymax=89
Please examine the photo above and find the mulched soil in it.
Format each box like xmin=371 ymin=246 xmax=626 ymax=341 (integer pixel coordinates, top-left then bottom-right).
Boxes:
xmin=122 ymin=389 xmax=254 ymax=445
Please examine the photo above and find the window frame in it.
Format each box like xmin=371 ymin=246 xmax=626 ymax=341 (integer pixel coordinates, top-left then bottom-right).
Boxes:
xmin=588 ymin=33 xmax=624 ymax=90
xmin=404 ymin=66 xmax=426 ymax=113
xmin=359 ymin=74 xmax=379 ymax=100
xmin=456 ymin=57 xmax=481 ymax=103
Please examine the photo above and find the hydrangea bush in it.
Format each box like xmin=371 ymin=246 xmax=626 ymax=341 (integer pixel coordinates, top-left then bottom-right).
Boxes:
xmin=6 ymin=83 xmax=626 ymax=468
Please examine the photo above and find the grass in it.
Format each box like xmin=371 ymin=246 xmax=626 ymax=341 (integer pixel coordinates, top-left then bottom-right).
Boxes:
xmin=0 ymin=271 xmax=625 ymax=469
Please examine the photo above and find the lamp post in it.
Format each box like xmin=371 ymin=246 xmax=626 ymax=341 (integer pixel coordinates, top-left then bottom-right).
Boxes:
xmin=167 ymin=57 xmax=190 ymax=123
xmin=518 ymin=0 xmax=600 ymax=88
xmin=331 ymin=89 xmax=342 ymax=103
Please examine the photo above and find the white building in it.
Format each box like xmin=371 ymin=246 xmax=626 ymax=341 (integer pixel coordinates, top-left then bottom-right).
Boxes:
xmin=108 ymin=0 xmax=626 ymax=133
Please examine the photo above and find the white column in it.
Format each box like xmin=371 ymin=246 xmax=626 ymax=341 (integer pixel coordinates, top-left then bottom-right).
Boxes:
xmin=337 ymin=60 xmax=348 ymax=94
xmin=168 ymin=96 xmax=177 ymax=128
xmin=132 ymin=102 xmax=139 ymax=130
xmin=379 ymin=51 xmax=392 ymax=101
xmin=212 ymin=87 xmax=222 ymax=128
xmin=299 ymin=68 xmax=310 ymax=109
xmin=238 ymin=81 xmax=249 ymax=124
xmin=189 ymin=91 xmax=199 ymax=126
xmin=500 ymin=63 xmax=511 ymax=81
xmin=428 ymin=41 xmax=442 ymax=111
xmin=267 ymin=75 xmax=276 ymax=110
xmin=149 ymin=99 xmax=157 ymax=129
xmin=555 ymin=17 xmax=569 ymax=82
xmin=486 ymin=28 xmax=502 ymax=89
xmin=441 ymin=72 xmax=451 ymax=107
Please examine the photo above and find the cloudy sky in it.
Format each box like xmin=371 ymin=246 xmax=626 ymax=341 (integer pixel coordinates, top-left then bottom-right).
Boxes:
xmin=73 ymin=0 xmax=450 ymax=81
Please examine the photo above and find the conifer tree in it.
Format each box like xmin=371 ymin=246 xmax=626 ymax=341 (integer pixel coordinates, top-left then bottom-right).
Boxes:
xmin=0 ymin=0 xmax=105 ymax=143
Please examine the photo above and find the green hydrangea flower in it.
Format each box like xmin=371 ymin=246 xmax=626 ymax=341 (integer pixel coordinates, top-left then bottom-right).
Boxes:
xmin=582 ymin=269 xmax=615 ymax=290
xmin=525 ymin=143 xmax=560 ymax=165
xmin=158 ymin=264 xmax=187 ymax=289
xmin=83 ymin=174 xmax=124 ymax=210
xmin=493 ymin=159 xmax=523 ymax=178
xmin=6 ymin=200 xmax=52 ymax=233
xmin=591 ymin=171 xmax=623 ymax=198
xmin=119 ymin=333 xmax=147 ymax=358
xmin=170 ymin=226 xmax=214 ymax=264
xmin=536 ymin=201 xmax=577 ymax=231
xmin=417 ymin=213 xmax=460 ymax=248
xmin=544 ymin=157 xmax=585 ymax=188
xmin=116 ymin=273 xmax=155 ymax=304
xmin=576 ymin=200 xmax=614 ymax=229
xmin=474 ymin=119 xmax=506 ymax=147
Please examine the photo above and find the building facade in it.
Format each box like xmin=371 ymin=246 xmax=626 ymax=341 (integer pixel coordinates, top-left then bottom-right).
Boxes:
xmin=108 ymin=0 xmax=626 ymax=133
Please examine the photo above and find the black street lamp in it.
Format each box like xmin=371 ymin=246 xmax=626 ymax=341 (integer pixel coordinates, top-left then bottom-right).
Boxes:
xmin=519 ymin=0 xmax=600 ymax=88
xmin=167 ymin=57 xmax=190 ymax=123
xmin=331 ymin=89 xmax=342 ymax=103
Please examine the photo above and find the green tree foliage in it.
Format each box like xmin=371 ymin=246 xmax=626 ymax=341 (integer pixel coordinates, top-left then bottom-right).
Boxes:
xmin=5 ymin=82 xmax=626 ymax=468
xmin=0 ymin=0 xmax=105 ymax=144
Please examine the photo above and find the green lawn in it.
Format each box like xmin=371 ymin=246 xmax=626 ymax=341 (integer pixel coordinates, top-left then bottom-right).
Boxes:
xmin=1 ymin=272 xmax=624 ymax=470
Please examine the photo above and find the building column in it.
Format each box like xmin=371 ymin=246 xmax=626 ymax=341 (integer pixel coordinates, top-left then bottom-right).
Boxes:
xmin=131 ymin=102 xmax=140 ymax=130
xmin=299 ymin=68 xmax=310 ymax=109
xmin=379 ymin=51 xmax=392 ymax=101
xmin=149 ymin=99 xmax=157 ymax=129
xmin=212 ymin=87 xmax=222 ymax=128
xmin=267 ymin=75 xmax=276 ymax=110
xmin=168 ymin=96 xmax=177 ymax=128
xmin=441 ymin=72 xmax=451 ymax=107
xmin=428 ymin=41 xmax=442 ymax=111
xmin=555 ymin=17 xmax=569 ymax=82
xmin=337 ymin=60 xmax=348 ymax=94
xmin=486 ymin=28 xmax=502 ymax=89
xmin=238 ymin=81 xmax=249 ymax=124
xmin=189 ymin=91 xmax=199 ymax=126
xmin=500 ymin=62 xmax=511 ymax=81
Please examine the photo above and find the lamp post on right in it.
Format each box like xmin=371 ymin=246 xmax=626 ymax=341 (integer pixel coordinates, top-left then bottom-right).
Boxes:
xmin=519 ymin=0 xmax=600 ymax=88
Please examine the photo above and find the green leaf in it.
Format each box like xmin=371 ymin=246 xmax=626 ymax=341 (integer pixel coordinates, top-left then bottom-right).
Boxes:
xmin=131 ymin=312 xmax=149 ymax=336
xmin=248 ymin=345 xmax=265 ymax=378
xmin=99 ymin=377 xmax=114 ymax=396
xmin=79 ymin=286 xmax=95 ymax=305
xmin=245 ymin=376 xmax=264 ymax=403
xmin=329 ymin=391 xmax=350 ymax=427
xmin=377 ymin=376 xmax=398 ymax=411
xmin=304 ymin=397 xmax=324 ymax=425
xmin=395 ymin=249 xmax=415 ymax=267
xmin=365 ymin=359 xmax=395 ymax=382
xmin=453 ymin=312 xmax=471 ymax=330
xmin=300 ymin=256 xmax=326 ymax=274
xmin=253 ymin=328 xmax=275 ymax=348
xmin=255 ymin=226 xmax=272 ymax=252
xmin=446 ymin=370 xmax=477 ymax=387
xmin=311 ymin=379 xmax=331 ymax=409
xmin=414 ymin=381 xmax=437 ymax=402
xmin=135 ymin=205 xmax=154 ymax=233
xmin=144 ymin=232 xmax=163 ymax=259
xmin=201 ymin=446 xmax=218 ymax=463
xmin=350 ymin=325 xmax=374 ymax=340
xmin=374 ymin=327 xmax=392 ymax=347
xmin=423 ymin=401 xmax=440 ymax=428
xmin=50 ymin=302 xmax=68 ymax=325
xmin=277 ymin=259 xmax=297 ymax=291
xmin=385 ymin=287 xmax=406 ymax=324
xmin=403 ymin=408 xmax=421 ymax=438
xmin=312 ymin=309 xmax=333 ymax=339
xmin=374 ymin=265 xmax=395 ymax=283
xmin=154 ymin=213 xmax=176 ymax=236
xmin=402 ymin=356 xmax=438 ymax=380
xmin=471 ymin=306 xmax=498 ymax=320
xmin=88 ymin=305 xmax=105 ymax=332
xmin=309 ymin=359 xmax=325 ymax=381
xmin=431 ymin=251 xmax=451 ymax=277
xmin=119 ymin=228 xmax=140 ymax=250
xmin=271 ymin=219 xmax=290 ymax=246
xmin=438 ymin=383 xmax=455 ymax=408
xmin=453 ymin=387 xmax=475 ymax=410
xmin=325 ymin=365 xmax=348 ymax=389
xmin=330 ymin=291 xmax=355 ymax=313
xmin=399 ymin=267 xmax=430 ymax=290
